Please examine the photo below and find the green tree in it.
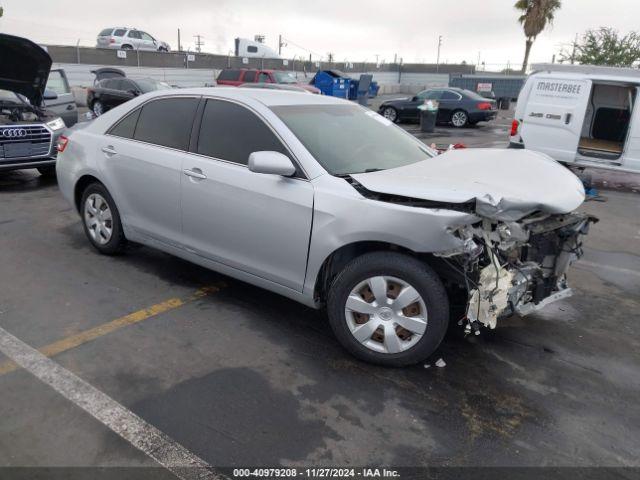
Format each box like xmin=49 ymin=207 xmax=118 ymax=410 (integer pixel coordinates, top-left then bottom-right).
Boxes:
xmin=515 ymin=0 xmax=562 ymax=72
xmin=562 ymin=28 xmax=640 ymax=67
xmin=0 ymin=6 xmax=4 ymax=18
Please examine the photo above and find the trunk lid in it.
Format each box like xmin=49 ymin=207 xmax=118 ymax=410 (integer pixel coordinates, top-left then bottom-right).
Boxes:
xmin=350 ymin=149 xmax=585 ymax=221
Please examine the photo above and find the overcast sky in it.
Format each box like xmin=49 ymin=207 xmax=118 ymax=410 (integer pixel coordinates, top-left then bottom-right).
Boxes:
xmin=0 ymin=0 xmax=638 ymax=68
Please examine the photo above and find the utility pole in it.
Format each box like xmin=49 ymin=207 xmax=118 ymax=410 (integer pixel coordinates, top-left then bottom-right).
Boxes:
xmin=436 ymin=35 xmax=442 ymax=73
xmin=193 ymin=34 xmax=204 ymax=53
xmin=278 ymin=34 xmax=285 ymax=56
xmin=177 ymin=29 xmax=181 ymax=52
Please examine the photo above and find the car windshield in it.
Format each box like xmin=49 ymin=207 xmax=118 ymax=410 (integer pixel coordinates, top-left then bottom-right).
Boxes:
xmin=135 ymin=79 xmax=172 ymax=93
xmin=271 ymin=104 xmax=436 ymax=175
xmin=273 ymin=71 xmax=298 ymax=84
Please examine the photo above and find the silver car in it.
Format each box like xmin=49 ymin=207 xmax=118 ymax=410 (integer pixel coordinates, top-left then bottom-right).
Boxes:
xmin=56 ymin=88 xmax=595 ymax=366
xmin=96 ymin=27 xmax=170 ymax=52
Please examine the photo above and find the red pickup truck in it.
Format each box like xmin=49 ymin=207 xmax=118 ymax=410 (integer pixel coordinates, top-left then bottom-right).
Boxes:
xmin=216 ymin=68 xmax=320 ymax=94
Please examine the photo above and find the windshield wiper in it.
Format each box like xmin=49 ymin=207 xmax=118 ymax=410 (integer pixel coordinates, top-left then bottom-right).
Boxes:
xmin=363 ymin=168 xmax=384 ymax=173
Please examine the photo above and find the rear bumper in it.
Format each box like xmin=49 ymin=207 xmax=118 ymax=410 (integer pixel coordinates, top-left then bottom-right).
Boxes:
xmin=469 ymin=110 xmax=498 ymax=122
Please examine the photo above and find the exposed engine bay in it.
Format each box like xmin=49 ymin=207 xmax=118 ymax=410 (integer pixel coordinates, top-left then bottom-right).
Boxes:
xmin=436 ymin=212 xmax=598 ymax=333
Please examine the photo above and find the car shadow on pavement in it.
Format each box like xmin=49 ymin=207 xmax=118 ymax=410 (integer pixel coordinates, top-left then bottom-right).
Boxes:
xmin=0 ymin=170 xmax=58 ymax=193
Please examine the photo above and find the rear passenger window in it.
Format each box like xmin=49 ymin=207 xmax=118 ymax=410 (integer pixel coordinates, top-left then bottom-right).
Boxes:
xmin=108 ymin=108 xmax=141 ymax=139
xmin=113 ymin=29 xmax=126 ymax=37
xmin=197 ymin=99 xmax=289 ymax=165
xmin=243 ymin=71 xmax=257 ymax=82
xmin=134 ymin=98 xmax=199 ymax=150
xmin=441 ymin=91 xmax=461 ymax=100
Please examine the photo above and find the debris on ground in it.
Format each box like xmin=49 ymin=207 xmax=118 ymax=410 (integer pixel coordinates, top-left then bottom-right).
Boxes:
xmin=435 ymin=358 xmax=446 ymax=368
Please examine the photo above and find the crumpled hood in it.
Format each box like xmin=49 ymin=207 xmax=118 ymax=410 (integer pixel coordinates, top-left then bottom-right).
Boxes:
xmin=350 ymin=149 xmax=585 ymax=221
xmin=0 ymin=33 xmax=52 ymax=106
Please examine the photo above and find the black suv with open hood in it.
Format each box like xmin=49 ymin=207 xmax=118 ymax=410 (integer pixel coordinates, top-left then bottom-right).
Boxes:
xmin=0 ymin=33 xmax=67 ymax=177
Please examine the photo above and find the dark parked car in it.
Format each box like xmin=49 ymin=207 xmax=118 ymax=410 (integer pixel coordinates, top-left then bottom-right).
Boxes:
xmin=86 ymin=69 xmax=171 ymax=116
xmin=378 ymin=87 xmax=497 ymax=127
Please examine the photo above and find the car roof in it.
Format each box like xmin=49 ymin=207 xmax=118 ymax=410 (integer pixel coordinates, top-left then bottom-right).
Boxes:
xmin=139 ymin=87 xmax=348 ymax=106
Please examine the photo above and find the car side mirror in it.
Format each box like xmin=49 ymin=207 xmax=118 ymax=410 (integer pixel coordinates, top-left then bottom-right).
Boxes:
xmin=43 ymin=89 xmax=58 ymax=101
xmin=411 ymin=96 xmax=419 ymax=102
xmin=248 ymin=151 xmax=296 ymax=177
xmin=128 ymin=89 xmax=140 ymax=96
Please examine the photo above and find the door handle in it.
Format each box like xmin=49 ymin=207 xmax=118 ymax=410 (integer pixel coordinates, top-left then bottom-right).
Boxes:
xmin=101 ymin=146 xmax=117 ymax=156
xmin=183 ymin=168 xmax=207 ymax=180
xmin=66 ymin=104 xmax=75 ymax=110
xmin=565 ymin=113 xmax=572 ymax=125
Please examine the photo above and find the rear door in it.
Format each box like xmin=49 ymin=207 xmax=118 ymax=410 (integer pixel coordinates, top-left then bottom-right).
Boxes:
xmin=438 ymin=90 xmax=462 ymax=122
xmin=520 ymin=77 xmax=592 ymax=162
xmin=45 ymin=69 xmax=77 ymax=127
xmin=619 ymin=86 xmax=640 ymax=173
xmin=103 ymin=96 xmax=200 ymax=245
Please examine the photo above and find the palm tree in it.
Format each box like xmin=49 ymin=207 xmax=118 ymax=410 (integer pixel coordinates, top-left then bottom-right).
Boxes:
xmin=515 ymin=0 xmax=562 ymax=72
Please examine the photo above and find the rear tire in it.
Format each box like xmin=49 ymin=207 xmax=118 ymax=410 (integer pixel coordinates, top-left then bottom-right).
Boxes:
xmin=327 ymin=251 xmax=449 ymax=367
xmin=37 ymin=166 xmax=56 ymax=178
xmin=92 ymin=100 xmax=104 ymax=117
xmin=451 ymin=110 xmax=469 ymax=128
xmin=80 ymin=183 xmax=126 ymax=255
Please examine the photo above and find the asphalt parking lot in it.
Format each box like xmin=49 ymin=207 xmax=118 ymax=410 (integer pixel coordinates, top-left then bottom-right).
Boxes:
xmin=1 ymin=109 xmax=640 ymax=474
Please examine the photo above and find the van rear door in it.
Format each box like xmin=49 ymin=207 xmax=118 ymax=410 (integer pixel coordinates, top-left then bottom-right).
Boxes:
xmin=520 ymin=77 xmax=592 ymax=162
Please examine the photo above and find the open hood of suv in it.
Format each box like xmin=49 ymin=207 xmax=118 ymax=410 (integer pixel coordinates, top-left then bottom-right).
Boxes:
xmin=0 ymin=33 xmax=53 ymax=107
xmin=350 ymin=149 xmax=585 ymax=221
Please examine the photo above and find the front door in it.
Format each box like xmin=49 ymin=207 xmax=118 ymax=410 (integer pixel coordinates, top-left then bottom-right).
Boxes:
xmin=520 ymin=77 xmax=592 ymax=163
xmin=181 ymin=98 xmax=313 ymax=291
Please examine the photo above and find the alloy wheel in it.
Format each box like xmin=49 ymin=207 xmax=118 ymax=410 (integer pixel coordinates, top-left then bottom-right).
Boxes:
xmin=93 ymin=101 xmax=104 ymax=116
xmin=451 ymin=111 xmax=467 ymax=127
xmin=84 ymin=193 xmax=113 ymax=245
xmin=382 ymin=107 xmax=397 ymax=122
xmin=344 ymin=276 xmax=428 ymax=354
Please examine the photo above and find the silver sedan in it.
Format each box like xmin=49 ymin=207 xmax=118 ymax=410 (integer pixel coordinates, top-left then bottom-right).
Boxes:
xmin=56 ymin=88 xmax=593 ymax=366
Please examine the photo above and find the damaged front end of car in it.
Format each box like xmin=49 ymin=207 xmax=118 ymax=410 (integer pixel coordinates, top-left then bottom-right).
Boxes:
xmin=435 ymin=212 xmax=598 ymax=334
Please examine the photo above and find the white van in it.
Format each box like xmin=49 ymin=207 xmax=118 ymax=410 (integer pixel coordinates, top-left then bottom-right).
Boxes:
xmin=510 ymin=64 xmax=640 ymax=173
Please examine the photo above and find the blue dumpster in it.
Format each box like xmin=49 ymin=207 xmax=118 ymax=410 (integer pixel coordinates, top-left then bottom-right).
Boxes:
xmin=311 ymin=70 xmax=351 ymax=98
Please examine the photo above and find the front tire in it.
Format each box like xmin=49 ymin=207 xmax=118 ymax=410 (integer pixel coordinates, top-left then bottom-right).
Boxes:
xmin=80 ymin=183 xmax=126 ymax=255
xmin=451 ymin=110 xmax=468 ymax=128
xmin=381 ymin=106 xmax=399 ymax=123
xmin=327 ymin=252 xmax=449 ymax=367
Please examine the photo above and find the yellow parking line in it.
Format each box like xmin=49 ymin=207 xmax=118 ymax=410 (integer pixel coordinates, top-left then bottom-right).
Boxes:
xmin=0 ymin=284 xmax=223 ymax=376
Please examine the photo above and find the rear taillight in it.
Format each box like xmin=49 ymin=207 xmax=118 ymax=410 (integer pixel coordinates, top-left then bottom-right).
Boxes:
xmin=510 ymin=119 xmax=520 ymax=137
xmin=109 ymin=37 xmax=115 ymax=44
xmin=477 ymin=102 xmax=492 ymax=110
xmin=57 ymin=135 xmax=69 ymax=153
